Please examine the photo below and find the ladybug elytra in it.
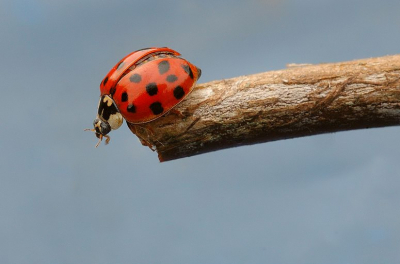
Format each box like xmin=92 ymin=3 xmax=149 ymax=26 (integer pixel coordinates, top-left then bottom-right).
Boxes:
xmin=86 ymin=47 xmax=201 ymax=147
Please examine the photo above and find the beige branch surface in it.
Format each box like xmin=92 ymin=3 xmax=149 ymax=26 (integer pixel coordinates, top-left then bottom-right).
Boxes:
xmin=128 ymin=54 xmax=400 ymax=162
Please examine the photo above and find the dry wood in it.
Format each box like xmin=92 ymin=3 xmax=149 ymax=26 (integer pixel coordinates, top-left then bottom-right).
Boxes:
xmin=128 ymin=54 xmax=400 ymax=162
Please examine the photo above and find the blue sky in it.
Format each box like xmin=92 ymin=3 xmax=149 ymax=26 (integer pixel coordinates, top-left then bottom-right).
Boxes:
xmin=1 ymin=0 xmax=400 ymax=263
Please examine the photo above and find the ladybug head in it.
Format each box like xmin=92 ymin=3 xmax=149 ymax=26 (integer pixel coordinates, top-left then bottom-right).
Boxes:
xmin=85 ymin=95 xmax=123 ymax=147
xmin=90 ymin=117 xmax=112 ymax=147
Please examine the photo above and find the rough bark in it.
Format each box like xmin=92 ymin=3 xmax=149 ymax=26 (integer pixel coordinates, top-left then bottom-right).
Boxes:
xmin=127 ymin=54 xmax=400 ymax=162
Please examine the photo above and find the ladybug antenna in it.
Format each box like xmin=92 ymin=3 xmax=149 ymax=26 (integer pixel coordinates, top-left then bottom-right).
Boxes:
xmin=84 ymin=128 xmax=111 ymax=147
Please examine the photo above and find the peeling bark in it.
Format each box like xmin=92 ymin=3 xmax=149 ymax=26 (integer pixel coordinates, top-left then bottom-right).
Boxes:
xmin=127 ymin=54 xmax=400 ymax=162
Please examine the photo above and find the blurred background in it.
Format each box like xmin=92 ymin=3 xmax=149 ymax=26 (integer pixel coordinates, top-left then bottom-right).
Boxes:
xmin=1 ymin=0 xmax=400 ymax=263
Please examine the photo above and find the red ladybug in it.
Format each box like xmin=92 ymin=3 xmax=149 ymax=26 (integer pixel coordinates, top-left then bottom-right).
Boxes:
xmin=86 ymin=47 xmax=201 ymax=147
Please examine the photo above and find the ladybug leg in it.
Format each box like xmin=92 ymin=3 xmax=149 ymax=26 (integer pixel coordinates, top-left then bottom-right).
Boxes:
xmin=85 ymin=128 xmax=102 ymax=147
xmin=95 ymin=137 xmax=102 ymax=148
xmin=169 ymin=109 xmax=185 ymax=118
xmin=85 ymin=128 xmax=110 ymax=147
xmin=142 ymin=125 xmax=155 ymax=135
xmin=94 ymin=134 xmax=110 ymax=147
xmin=104 ymin=135 xmax=110 ymax=145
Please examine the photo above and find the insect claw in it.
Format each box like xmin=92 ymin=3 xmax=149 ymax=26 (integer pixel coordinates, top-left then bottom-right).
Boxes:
xmin=104 ymin=135 xmax=111 ymax=145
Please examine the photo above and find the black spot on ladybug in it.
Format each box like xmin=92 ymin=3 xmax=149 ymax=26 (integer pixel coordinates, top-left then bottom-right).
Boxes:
xmin=146 ymin=83 xmax=158 ymax=96
xmin=158 ymin=60 xmax=170 ymax=74
xmin=130 ymin=73 xmax=142 ymax=83
xmin=117 ymin=61 xmax=125 ymax=70
xmin=173 ymin=86 xmax=185 ymax=100
xmin=109 ymin=87 xmax=116 ymax=96
xmin=150 ymin=102 xmax=164 ymax=115
xmin=182 ymin=64 xmax=194 ymax=79
xmin=166 ymin=74 xmax=178 ymax=83
xmin=121 ymin=92 xmax=128 ymax=102
xmin=102 ymin=77 xmax=109 ymax=86
xmin=127 ymin=104 xmax=136 ymax=113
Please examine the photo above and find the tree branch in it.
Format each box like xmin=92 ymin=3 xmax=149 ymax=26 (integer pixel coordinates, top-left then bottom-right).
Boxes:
xmin=127 ymin=54 xmax=400 ymax=162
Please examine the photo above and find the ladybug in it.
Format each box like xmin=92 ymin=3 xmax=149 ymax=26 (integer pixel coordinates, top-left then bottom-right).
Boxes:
xmin=86 ymin=47 xmax=201 ymax=147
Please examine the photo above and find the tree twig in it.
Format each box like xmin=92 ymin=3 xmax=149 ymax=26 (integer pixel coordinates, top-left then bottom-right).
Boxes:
xmin=127 ymin=54 xmax=400 ymax=162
